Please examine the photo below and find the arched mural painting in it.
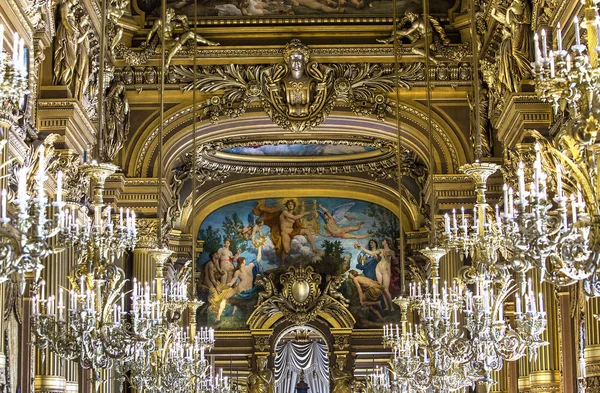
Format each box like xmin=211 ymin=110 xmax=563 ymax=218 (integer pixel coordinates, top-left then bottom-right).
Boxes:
xmin=196 ymin=197 xmax=401 ymax=329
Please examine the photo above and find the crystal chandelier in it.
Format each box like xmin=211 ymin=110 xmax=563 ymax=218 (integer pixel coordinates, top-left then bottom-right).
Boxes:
xmin=118 ymin=249 xmax=215 ymax=393
xmin=0 ymin=143 xmax=65 ymax=286
xmin=0 ymin=24 xmax=28 ymax=119
xmin=384 ymin=248 xmax=478 ymax=392
xmin=532 ymin=11 xmax=600 ymax=137
xmin=123 ymin=325 xmax=214 ymax=393
xmin=60 ymin=161 xmax=137 ymax=262
xmin=530 ymin=8 xmax=600 ymax=294
xmin=458 ymin=264 xmax=548 ymax=384
xmin=32 ymin=258 xmax=163 ymax=388
xmin=443 ymin=163 xmax=507 ymax=268
xmin=500 ymin=143 xmax=593 ymax=286
xmin=441 ymin=162 xmax=548 ymax=384
xmin=366 ymin=366 xmax=392 ymax=393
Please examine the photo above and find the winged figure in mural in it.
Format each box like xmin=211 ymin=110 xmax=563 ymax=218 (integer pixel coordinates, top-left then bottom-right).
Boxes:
xmin=252 ymin=199 xmax=321 ymax=262
xmin=316 ymin=203 xmax=372 ymax=239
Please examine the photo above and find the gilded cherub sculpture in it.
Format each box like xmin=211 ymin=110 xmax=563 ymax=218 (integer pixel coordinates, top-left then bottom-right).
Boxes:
xmin=145 ymin=8 xmax=219 ymax=66
xmin=377 ymin=10 xmax=450 ymax=65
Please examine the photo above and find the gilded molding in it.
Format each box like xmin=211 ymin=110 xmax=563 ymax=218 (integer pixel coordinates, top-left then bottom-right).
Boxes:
xmin=118 ymin=38 xmax=468 ymax=134
xmin=133 ymin=101 xmax=461 ymax=177
xmin=253 ymin=335 xmax=271 ymax=352
xmin=168 ymin=137 xmax=425 ymax=184
xmin=4 ymin=0 xmax=35 ymax=40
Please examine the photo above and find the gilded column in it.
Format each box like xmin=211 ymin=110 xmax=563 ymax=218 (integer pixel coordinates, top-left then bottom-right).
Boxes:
xmin=133 ymin=219 xmax=158 ymax=285
xmin=556 ymin=289 xmax=575 ymax=393
xmin=528 ymin=280 xmax=561 ymax=393
xmin=492 ymin=367 xmax=509 ymax=393
xmin=64 ymin=243 xmax=78 ymax=393
xmin=20 ymin=273 xmax=36 ymax=393
xmin=439 ymin=249 xmax=461 ymax=288
xmin=585 ymin=296 xmax=600 ymax=390
xmin=518 ymin=354 xmax=531 ymax=393
xmin=34 ymin=235 xmax=68 ymax=393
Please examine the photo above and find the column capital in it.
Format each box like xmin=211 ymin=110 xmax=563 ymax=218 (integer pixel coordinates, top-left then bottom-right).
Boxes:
xmin=135 ymin=218 xmax=158 ymax=250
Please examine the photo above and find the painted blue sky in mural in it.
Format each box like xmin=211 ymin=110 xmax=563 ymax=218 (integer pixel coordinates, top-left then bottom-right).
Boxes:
xmin=198 ymin=197 xmax=397 ymax=270
xmin=222 ymin=144 xmax=376 ymax=157
xmin=197 ymin=197 xmax=400 ymax=329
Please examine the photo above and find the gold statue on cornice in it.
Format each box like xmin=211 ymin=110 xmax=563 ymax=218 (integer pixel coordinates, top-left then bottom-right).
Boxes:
xmin=145 ymin=8 xmax=219 ymax=66
xmin=490 ymin=0 xmax=532 ymax=93
xmin=377 ymin=10 xmax=451 ymax=65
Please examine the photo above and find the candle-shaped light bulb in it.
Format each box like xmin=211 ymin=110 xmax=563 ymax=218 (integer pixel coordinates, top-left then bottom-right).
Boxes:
xmin=556 ymin=165 xmax=563 ymax=199
xmin=575 ymin=16 xmax=581 ymax=46
xmin=541 ymin=29 xmax=548 ymax=58
xmin=557 ymin=22 xmax=563 ymax=51
xmin=56 ymin=171 xmax=63 ymax=203
xmin=1 ymin=189 xmax=6 ymax=221
xmin=17 ymin=38 xmax=24 ymax=70
xmin=518 ymin=162 xmax=526 ymax=206
xmin=452 ymin=208 xmax=457 ymax=230
xmin=534 ymin=32 xmax=541 ymax=63
xmin=12 ymin=32 xmax=17 ymax=63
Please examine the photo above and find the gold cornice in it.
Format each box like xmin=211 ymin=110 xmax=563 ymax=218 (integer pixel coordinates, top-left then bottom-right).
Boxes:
xmin=493 ymin=93 xmax=553 ymax=148
xmin=116 ymin=44 xmax=470 ymax=66
xmin=215 ymin=331 xmax=254 ymax=338
xmin=129 ymin=104 xmax=465 ymax=178
xmin=37 ymin=98 xmax=97 ymax=154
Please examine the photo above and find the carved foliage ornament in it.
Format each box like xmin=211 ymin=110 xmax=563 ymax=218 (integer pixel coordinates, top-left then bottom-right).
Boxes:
xmin=170 ymin=40 xmax=424 ymax=132
xmin=254 ymin=335 xmax=271 ymax=351
xmin=135 ymin=219 xmax=158 ymax=249
xmin=250 ymin=265 xmax=351 ymax=326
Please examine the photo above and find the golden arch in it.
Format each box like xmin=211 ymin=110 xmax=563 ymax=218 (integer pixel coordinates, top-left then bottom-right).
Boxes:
xmin=123 ymin=102 xmax=469 ymax=178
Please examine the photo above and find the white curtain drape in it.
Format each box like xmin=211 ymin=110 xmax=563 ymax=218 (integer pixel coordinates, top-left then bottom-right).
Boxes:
xmin=274 ymin=340 xmax=329 ymax=393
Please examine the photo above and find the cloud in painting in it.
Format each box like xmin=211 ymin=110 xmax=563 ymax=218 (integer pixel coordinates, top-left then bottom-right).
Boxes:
xmin=289 ymin=235 xmax=314 ymax=258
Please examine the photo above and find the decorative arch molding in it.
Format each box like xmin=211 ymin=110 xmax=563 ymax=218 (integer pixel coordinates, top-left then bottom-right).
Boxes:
xmin=125 ymin=101 xmax=468 ymax=179
xmin=247 ymin=307 xmax=356 ymax=331
xmin=181 ymin=176 xmax=420 ymax=236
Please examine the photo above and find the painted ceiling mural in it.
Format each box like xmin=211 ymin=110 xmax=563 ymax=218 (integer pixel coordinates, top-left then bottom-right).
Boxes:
xmin=136 ymin=0 xmax=454 ymax=17
xmin=196 ymin=197 xmax=401 ymax=329
xmin=222 ymin=143 xmax=376 ymax=156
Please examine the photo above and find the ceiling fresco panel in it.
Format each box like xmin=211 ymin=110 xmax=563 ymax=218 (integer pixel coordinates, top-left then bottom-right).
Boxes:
xmin=134 ymin=0 xmax=455 ymax=18
xmin=196 ymin=197 xmax=401 ymax=330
